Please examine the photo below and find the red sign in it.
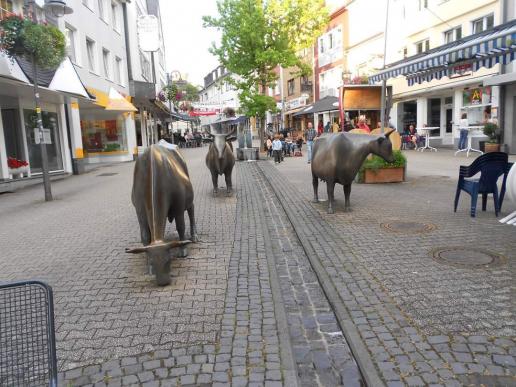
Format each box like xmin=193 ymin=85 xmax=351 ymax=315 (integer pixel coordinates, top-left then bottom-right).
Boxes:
xmin=450 ymin=63 xmax=472 ymax=78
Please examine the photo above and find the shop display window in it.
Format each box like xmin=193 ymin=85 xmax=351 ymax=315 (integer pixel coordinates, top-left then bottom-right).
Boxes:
xmin=23 ymin=109 xmax=63 ymax=173
xmin=81 ymin=115 xmax=127 ymax=154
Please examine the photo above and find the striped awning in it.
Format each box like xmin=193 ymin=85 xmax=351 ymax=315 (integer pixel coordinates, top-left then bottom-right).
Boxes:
xmin=369 ymin=19 xmax=516 ymax=86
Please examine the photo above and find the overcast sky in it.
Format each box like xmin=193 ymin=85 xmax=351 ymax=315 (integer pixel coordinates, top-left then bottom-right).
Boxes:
xmin=159 ymin=0 xmax=221 ymax=88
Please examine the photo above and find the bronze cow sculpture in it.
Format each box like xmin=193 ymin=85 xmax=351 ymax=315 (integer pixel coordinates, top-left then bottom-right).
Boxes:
xmin=311 ymin=130 xmax=395 ymax=214
xmin=205 ymin=128 xmax=237 ymax=195
xmin=126 ymin=144 xmax=198 ymax=286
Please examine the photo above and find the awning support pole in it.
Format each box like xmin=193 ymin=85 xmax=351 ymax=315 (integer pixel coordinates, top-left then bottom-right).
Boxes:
xmin=380 ymin=0 xmax=390 ymax=133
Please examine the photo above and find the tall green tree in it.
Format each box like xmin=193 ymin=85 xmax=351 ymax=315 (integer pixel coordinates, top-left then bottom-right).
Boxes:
xmin=203 ymin=0 xmax=328 ymax=145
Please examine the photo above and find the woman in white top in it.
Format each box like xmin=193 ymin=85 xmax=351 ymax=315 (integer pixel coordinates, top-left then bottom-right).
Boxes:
xmin=458 ymin=113 xmax=469 ymax=150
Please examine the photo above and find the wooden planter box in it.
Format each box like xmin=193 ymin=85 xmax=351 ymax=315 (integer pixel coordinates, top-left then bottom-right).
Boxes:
xmin=484 ymin=143 xmax=501 ymax=153
xmin=363 ymin=167 xmax=405 ymax=183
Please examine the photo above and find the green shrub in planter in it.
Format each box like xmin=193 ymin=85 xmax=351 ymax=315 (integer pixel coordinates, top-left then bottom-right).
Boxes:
xmin=483 ymin=122 xmax=498 ymax=144
xmin=0 ymin=15 xmax=66 ymax=69
xmin=357 ymin=150 xmax=407 ymax=182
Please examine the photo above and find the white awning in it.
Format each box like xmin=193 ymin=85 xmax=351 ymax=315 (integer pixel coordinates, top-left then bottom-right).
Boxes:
xmin=48 ymin=57 xmax=91 ymax=99
xmin=369 ymin=19 xmax=516 ymax=86
xmin=0 ymin=52 xmax=30 ymax=83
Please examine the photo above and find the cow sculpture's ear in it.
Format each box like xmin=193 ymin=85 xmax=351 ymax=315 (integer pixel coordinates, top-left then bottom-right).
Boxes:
xmin=385 ymin=129 xmax=395 ymax=138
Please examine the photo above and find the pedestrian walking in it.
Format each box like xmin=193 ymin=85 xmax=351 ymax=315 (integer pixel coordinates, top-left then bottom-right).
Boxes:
xmin=266 ymin=136 xmax=273 ymax=157
xmin=324 ymin=121 xmax=331 ymax=133
xmin=318 ymin=121 xmax=324 ymax=135
xmin=272 ymin=135 xmax=283 ymax=164
xmin=305 ymin=122 xmax=317 ymax=164
xmin=458 ymin=113 xmax=469 ymax=150
xmin=357 ymin=115 xmax=371 ymax=133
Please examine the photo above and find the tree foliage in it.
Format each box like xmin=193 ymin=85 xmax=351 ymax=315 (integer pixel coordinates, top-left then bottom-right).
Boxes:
xmin=203 ymin=0 xmax=328 ymax=118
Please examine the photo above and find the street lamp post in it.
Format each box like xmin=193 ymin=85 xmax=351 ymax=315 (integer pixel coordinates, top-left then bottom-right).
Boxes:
xmin=379 ymin=0 xmax=391 ymax=133
xmin=25 ymin=0 xmax=72 ymax=202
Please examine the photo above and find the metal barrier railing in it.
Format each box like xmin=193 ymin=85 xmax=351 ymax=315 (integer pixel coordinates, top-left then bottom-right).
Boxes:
xmin=0 ymin=281 xmax=58 ymax=387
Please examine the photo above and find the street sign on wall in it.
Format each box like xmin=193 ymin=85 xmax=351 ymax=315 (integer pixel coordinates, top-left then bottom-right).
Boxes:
xmin=137 ymin=15 xmax=160 ymax=52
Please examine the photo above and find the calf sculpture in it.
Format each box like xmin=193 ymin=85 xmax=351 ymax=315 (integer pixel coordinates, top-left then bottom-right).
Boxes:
xmin=126 ymin=144 xmax=198 ymax=286
xmin=205 ymin=127 xmax=237 ymax=195
xmin=312 ymin=130 xmax=395 ymax=214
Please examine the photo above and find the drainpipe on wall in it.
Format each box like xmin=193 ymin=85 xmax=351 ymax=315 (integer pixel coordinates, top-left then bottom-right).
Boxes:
xmin=499 ymin=0 xmax=507 ymax=150
xmin=122 ymin=3 xmax=133 ymax=82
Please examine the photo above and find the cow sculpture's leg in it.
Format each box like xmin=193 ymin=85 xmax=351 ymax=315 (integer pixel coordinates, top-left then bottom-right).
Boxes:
xmin=343 ymin=184 xmax=352 ymax=212
xmin=225 ymin=170 xmax=233 ymax=195
xmin=211 ymin=171 xmax=219 ymax=196
xmin=326 ymin=180 xmax=336 ymax=214
xmin=175 ymin=212 xmax=188 ymax=258
xmin=136 ymin=207 xmax=151 ymax=246
xmin=187 ymin=205 xmax=199 ymax=242
xmin=312 ymin=174 xmax=319 ymax=203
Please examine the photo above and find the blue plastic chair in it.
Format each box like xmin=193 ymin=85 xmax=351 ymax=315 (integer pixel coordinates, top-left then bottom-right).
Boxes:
xmin=454 ymin=152 xmax=510 ymax=217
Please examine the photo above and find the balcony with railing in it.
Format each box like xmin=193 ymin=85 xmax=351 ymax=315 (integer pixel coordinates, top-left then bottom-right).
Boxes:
xmin=301 ymin=82 xmax=313 ymax=93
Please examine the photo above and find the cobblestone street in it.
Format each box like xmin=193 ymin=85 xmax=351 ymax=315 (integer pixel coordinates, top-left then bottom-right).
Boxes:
xmin=0 ymin=147 xmax=515 ymax=386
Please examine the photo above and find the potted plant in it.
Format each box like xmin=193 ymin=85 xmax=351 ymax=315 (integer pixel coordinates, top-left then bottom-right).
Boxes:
xmin=358 ymin=150 xmax=407 ymax=183
xmin=0 ymin=14 xmax=66 ymax=69
xmin=7 ymin=157 xmax=29 ymax=178
xmin=483 ymin=122 xmax=500 ymax=153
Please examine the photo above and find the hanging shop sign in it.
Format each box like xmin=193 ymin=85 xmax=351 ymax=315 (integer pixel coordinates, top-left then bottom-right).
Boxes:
xmin=137 ymin=15 xmax=160 ymax=52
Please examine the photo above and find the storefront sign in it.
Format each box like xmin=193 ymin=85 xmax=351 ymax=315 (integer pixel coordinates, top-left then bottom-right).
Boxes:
xmin=137 ymin=15 xmax=160 ymax=52
xmin=450 ymin=63 xmax=472 ymax=78
xmin=463 ymin=86 xmax=491 ymax=106
xmin=34 ymin=128 xmax=52 ymax=145
xmin=286 ymin=95 xmax=308 ymax=111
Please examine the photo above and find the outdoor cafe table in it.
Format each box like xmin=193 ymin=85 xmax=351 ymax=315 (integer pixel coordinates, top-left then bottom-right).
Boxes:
xmin=416 ymin=127 xmax=439 ymax=152
xmin=454 ymin=125 xmax=484 ymax=158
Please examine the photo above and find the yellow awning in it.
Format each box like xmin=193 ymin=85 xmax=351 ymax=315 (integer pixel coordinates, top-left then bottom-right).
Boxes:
xmin=87 ymin=87 xmax=137 ymax=112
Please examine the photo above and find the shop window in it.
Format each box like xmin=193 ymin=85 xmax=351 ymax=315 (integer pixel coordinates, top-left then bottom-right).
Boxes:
xmin=140 ymin=52 xmax=151 ymax=81
xmin=81 ymin=116 xmax=128 ymax=154
xmin=2 ymin=109 xmax=24 ymax=163
xmin=0 ymin=0 xmax=13 ymax=18
xmin=427 ymin=98 xmax=441 ymax=136
xmin=416 ymin=39 xmax=430 ymax=54
xmin=23 ymin=109 xmax=63 ymax=173
xmin=287 ymin=79 xmax=295 ymax=96
xmin=472 ymin=14 xmax=494 ymax=34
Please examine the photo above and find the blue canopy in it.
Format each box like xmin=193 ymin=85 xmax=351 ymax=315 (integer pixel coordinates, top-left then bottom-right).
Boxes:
xmin=369 ymin=19 xmax=516 ymax=86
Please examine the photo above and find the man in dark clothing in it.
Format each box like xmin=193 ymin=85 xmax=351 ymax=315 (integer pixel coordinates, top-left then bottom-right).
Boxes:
xmin=305 ymin=122 xmax=317 ymax=163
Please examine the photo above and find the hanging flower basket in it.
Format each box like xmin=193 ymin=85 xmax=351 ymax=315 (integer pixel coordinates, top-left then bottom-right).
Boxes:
xmin=0 ymin=14 xmax=66 ymax=69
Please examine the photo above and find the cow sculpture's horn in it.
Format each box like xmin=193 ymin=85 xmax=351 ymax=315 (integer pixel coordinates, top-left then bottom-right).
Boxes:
xmin=126 ymin=240 xmax=191 ymax=254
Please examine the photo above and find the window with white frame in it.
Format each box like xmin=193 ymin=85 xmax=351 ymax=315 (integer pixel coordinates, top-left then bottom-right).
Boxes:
xmin=86 ymin=38 xmax=96 ymax=72
xmin=416 ymin=39 xmax=430 ymax=54
xmin=115 ymin=56 xmax=123 ymax=85
xmin=102 ymin=48 xmax=110 ymax=79
xmin=444 ymin=26 xmax=462 ymax=43
xmin=319 ymin=67 xmax=342 ymax=98
xmin=472 ymin=14 xmax=494 ymax=34
xmin=418 ymin=0 xmax=428 ymax=11
xmin=64 ymin=25 xmax=77 ymax=63
xmin=287 ymin=79 xmax=295 ymax=96
xmin=318 ymin=26 xmax=343 ymax=67
xmin=140 ymin=52 xmax=151 ymax=81
xmin=111 ymin=2 xmax=119 ymax=31
xmin=98 ymin=0 xmax=105 ymax=20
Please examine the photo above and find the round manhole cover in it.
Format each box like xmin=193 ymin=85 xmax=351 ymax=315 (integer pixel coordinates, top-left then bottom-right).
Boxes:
xmin=431 ymin=247 xmax=506 ymax=268
xmin=381 ymin=221 xmax=436 ymax=234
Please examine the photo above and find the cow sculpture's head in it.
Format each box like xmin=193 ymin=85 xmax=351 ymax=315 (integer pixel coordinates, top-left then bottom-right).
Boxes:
xmin=370 ymin=129 xmax=395 ymax=163
xmin=126 ymin=240 xmax=191 ymax=286
xmin=205 ymin=127 xmax=237 ymax=159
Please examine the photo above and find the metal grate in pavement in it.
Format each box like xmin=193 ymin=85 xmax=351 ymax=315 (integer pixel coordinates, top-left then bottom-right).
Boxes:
xmin=0 ymin=281 xmax=58 ymax=387
xmin=431 ymin=247 xmax=506 ymax=268
xmin=381 ymin=221 xmax=437 ymax=234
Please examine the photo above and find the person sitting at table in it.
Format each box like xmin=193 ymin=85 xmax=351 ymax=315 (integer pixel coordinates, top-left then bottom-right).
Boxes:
xmin=404 ymin=124 xmax=420 ymax=149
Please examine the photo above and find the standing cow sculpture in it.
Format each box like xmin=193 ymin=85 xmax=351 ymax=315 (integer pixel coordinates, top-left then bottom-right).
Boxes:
xmin=311 ymin=130 xmax=395 ymax=214
xmin=126 ymin=144 xmax=198 ymax=286
xmin=205 ymin=127 xmax=237 ymax=195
